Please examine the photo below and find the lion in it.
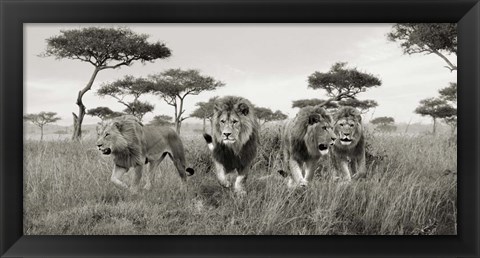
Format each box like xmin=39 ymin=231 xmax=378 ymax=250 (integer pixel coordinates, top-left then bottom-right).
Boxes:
xmin=330 ymin=106 xmax=366 ymax=181
xmin=202 ymin=96 xmax=259 ymax=196
xmin=277 ymin=105 xmax=337 ymax=187
xmin=96 ymin=115 xmax=194 ymax=194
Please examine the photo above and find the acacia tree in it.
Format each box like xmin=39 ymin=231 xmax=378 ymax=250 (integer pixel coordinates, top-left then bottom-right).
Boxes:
xmin=23 ymin=112 xmax=61 ymax=141
xmin=388 ymin=23 xmax=457 ymax=71
xmin=306 ymin=62 xmax=381 ymax=107
xmin=87 ymin=107 xmax=124 ymax=121
xmin=43 ymin=27 xmax=171 ymax=140
xmin=150 ymin=69 xmax=225 ymax=134
xmin=190 ymin=97 xmax=218 ymax=132
xmin=415 ymin=98 xmax=456 ymax=135
xmin=254 ymin=107 xmax=288 ymax=125
xmin=371 ymin=116 xmax=396 ymax=132
xmin=292 ymin=62 xmax=381 ymax=110
xmin=148 ymin=115 xmax=173 ymax=126
xmin=97 ymin=76 xmax=155 ymax=121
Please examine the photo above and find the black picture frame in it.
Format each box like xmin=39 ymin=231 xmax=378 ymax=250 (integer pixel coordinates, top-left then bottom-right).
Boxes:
xmin=1 ymin=0 xmax=479 ymax=257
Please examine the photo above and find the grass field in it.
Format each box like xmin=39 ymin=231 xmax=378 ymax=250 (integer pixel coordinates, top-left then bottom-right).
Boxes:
xmin=24 ymin=125 xmax=457 ymax=235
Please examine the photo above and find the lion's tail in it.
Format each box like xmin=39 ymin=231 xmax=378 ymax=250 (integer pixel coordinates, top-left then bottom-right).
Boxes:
xmin=186 ymin=167 xmax=194 ymax=176
xmin=203 ymin=133 xmax=214 ymax=152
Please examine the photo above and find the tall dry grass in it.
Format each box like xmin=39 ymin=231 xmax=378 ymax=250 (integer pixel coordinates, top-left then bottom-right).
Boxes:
xmin=23 ymin=125 xmax=456 ymax=235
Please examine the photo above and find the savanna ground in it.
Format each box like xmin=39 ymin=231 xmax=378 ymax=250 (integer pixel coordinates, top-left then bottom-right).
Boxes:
xmin=24 ymin=124 xmax=457 ymax=235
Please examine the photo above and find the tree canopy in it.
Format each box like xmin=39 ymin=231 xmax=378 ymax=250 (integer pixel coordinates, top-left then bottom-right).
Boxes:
xmin=148 ymin=115 xmax=173 ymax=126
xmin=87 ymin=106 xmax=124 ymax=120
xmin=388 ymin=23 xmax=457 ymax=71
xmin=44 ymin=27 xmax=171 ymax=69
xmin=123 ymin=101 xmax=154 ymax=120
xmin=291 ymin=97 xmax=377 ymax=113
xmin=150 ymin=69 xmax=225 ymax=133
xmin=439 ymin=82 xmax=457 ymax=103
xmin=292 ymin=98 xmax=339 ymax=109
xmin=370 ymin=116 xmax=395 ymax=126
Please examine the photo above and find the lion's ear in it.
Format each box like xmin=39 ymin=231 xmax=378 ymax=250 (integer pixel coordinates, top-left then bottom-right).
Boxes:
xmin=237 ymin=102 xmax=250 ymax=116
xmin=308 ymin=114 xmax=320 ymax=125
xmin=113 ymin=121 xmax=123 ymax=131
xmin=351 ymin=108 xmax=362 ymax=122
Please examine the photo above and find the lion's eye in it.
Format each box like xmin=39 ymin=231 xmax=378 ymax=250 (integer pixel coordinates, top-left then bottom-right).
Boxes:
xmin=322 ymin=126 xmax=327 ymax=130
xmin=349 ymin=124 xmax=355 ymax=127
xmin=105 ymin=133 xmax=110 ymax=137
xmin=340 ymin=123 xmax=344 ymax=126
xmin=220 ymin=120 xmax=225 ymax=124
xmin=232 ymin=120 xmax=238 ymax=125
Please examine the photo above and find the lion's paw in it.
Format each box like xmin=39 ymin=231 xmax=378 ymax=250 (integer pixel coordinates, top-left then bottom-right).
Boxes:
xmin=234 ymin=188 xmax=247 ymax=198
xmin=219 ymin=180 xmax=231 ymax=188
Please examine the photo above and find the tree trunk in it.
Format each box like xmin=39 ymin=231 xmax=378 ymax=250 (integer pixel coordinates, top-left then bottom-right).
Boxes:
xmin=432 ymin=117 xmax=437 ymax=135
xmin=72 ymin=67 xmax=100 ymax=141
xmin=175 ymin=120 xmax=182 ymax=134
xmin=175 ymin=98 xmax=184 ymax=135
xmin=202 ymin=117 xmax=206 ymax=133
xmin=404 ymin=117 xmax=412 ymax=133
xmin=40 ymin=126 xmax=44 ymax=141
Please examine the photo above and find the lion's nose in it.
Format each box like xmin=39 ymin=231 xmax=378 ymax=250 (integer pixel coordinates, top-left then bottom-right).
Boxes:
xmin=223 ymin=133 xmax=231 ymax=137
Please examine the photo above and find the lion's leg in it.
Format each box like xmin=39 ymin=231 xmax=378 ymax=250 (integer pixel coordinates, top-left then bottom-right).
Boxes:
xmin=130 ymin=165 xmax=143 ymax=194
xmin=214 ymin=161 xmax=231 ymax=188
xmin=144 ymin=159 xmax=162 ymax=191
xmin=339 ymin=161 xmax=352 ymax=182
xmin=110 ymin=165 xmax=129 ymax=190
xmin=289 ymin=158 xmax=306 ymax=187
xmin=304 ymin=159 xmax=317 ymax=185
xmin=234 ymin=170 xmax=248 ymax=196
xmin=352 ymin=152 xmax=366 ymax=180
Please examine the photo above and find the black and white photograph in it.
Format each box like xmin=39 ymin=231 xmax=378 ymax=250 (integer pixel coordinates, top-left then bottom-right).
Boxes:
xmin=23 ymin=23 xmax=457 ymax=235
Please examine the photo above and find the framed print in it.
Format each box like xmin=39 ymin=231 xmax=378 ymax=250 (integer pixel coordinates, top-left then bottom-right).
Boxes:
xmin=1 ymin=0 xmax=479 ymax=257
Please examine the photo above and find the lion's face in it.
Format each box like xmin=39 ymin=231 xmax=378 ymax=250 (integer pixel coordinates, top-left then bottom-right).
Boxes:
xmin=334 ymin=117 xmax=362 ymax=146
xmin=217 ymin=112 xmax=242 ymax=145
xmin=96 ymin=122 xmax=128 ymax=155
xmin=304 ymin=114 xmax=337 ymax=156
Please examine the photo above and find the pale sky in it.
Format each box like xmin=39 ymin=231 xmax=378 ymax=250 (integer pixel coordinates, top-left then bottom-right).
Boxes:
xmin=24 ymin=24 xmax=457 ymax=126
